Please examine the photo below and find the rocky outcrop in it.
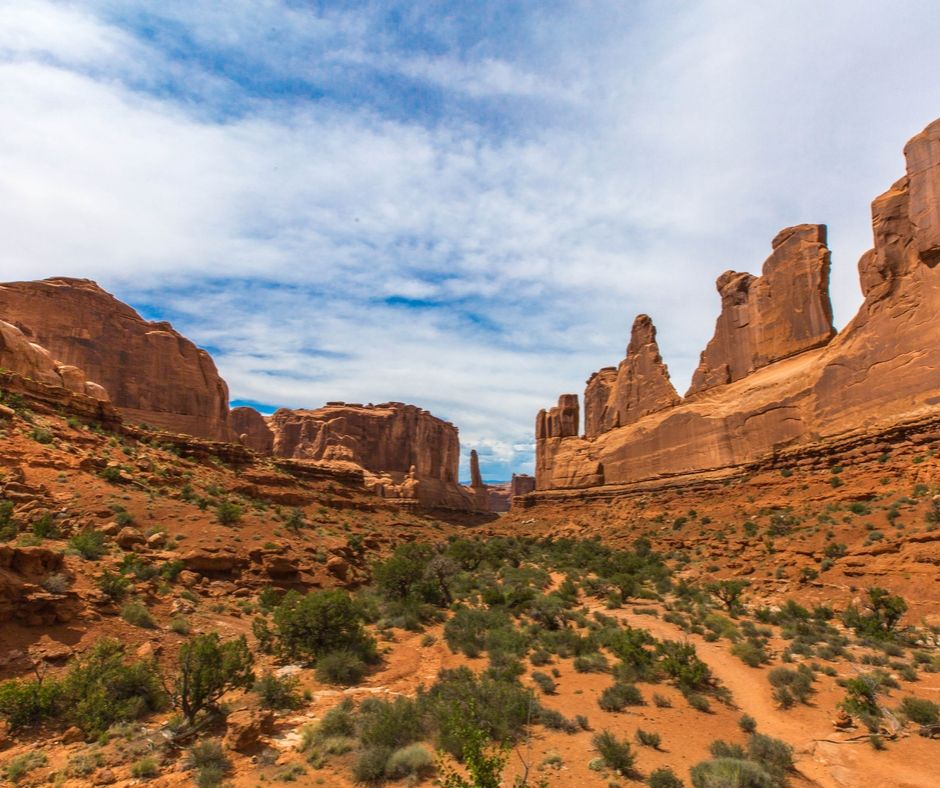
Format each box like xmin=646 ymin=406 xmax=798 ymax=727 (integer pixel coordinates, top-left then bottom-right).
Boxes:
xmin=0 ymin=278 xmax=235 ymax=441
xmin=687 ymin=224 xmax=835 ymax=396
xmin=0 ymin=320 xmax=107 ymax=401
xmin=584 ymin=315 xmax=680 ymax=437
xmin=536 ymin=394 xmax=579 ymax=440
xmin=468 ymin=449 xmax=489 ymax=510
xmin=509 ymin=473 xmax=536 ymax=507
xmin=232 ymin=406 xmax=274 ymax=454
xmin=534 ymin=118 xmax=940 ymax=494
xmin=268 ymin=402 xmax=487 ymax=511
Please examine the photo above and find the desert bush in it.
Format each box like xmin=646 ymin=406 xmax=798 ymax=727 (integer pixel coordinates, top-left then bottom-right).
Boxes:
xmin=121 ymin=601 xmax=156 ymax=629
xmin=254 ymin=671 xmax=302 ymax=709
xmin=131 ymin=757 xmax=159 ymax=778
xmin=592 ymin=729 xmax=636 ymax=775
xmin=747 ymin=732 xmax=794 ymax=783
xmin=315 ymin=649 xmax=367 ymax=685
xmin=385 ymin=743 xmax=435 ymax=779
xmin=69 ymin=530 xmax=107 ymax=560
xmin=531 ymin=671 xmax=556 ymax=695
xmin=318 ymin=699 xmax=356 ymax=739
xmin=648 ymin=766 xmax=684 ymax=787
xmin=842 ymin=587 xmax=908 ymax=640
xmin=2 ymin=751 xmax=47 ymax=783
xmin=0 ymin=676 xmax=61 ymax=729
xmin=635 ymin=728 xmax=661 ymax=748
xmin=739 ymin=713 xmax=757 ymax=733
xmin=899 ymin=696 xmax=939 ymax=725
xmin=690 ymin=757 xmax=775 ymax=788
xmin=169 ymin=634 xmax=254 ymax=725
xmin=687 ymin=694 xmax=711 ymax=713
xmin=422 ymin=667 xmax=534 ymax=757
xmin=187 ymin=740 xmax=229 ymax=787
xmin=58 ymin=638 xmax=166 ymax=736
xmin=598 ymin=681 xmax=643 ymax=711
xmin=273 ymin=589 xmax=377 ymax=665
xmin=96 ymin=570 xmax=131 ymax=601
xmin=706 ymin=579 xmax=750 ymax=612
xmin=657 ymin=640 xmax=713 ymax=692
xmin=732 ymin=639 xmax=769 ymax=668
xmin=573 ymin=653 xmax=609 ymax=673
xmin=214 ymin=500 xmax=242 ymax=525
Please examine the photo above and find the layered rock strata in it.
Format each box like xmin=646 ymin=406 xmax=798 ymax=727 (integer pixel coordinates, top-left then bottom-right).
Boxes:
xmin=584 ymin=314 xmax=680 ymax=438
xmin=267 ymin=402 xmax=487 ymax=511
xmin=0 ymin=278 xmax=235 ymax=441
xmin=232 ymin=406 xmax=275 ymax=454
xmin=533 ymin=118 xmax=940 ymax=494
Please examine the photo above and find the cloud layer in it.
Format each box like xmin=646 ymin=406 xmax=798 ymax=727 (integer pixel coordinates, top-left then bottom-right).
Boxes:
xmin=2 ymin=1 xmax=940 ymax=479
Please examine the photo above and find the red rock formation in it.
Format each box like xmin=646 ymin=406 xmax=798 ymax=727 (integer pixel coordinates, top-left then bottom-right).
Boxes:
xmin=267 ymin=402 xmax=486 ymax=511
xmin=0 ymin=278 xmax=235 ymax=441
xmin=232 ymin=406 xmax=274 ymax=454
xmin=534 ymin=118 xmax=940 ymax=494
xmin=0 ymin=320 xmax=107 ymax=401
xmin=509 ymin=473 xmax=536 ymax=508
xmin=468 ymin=449 xmax=489 ymax=510
xmin=687 ymin=224 xmax=835 ymax=396
xmin=584 ymin=315 xmax=680 ymax=437
xmin=536 ymin=394 xmax=579 ymax=440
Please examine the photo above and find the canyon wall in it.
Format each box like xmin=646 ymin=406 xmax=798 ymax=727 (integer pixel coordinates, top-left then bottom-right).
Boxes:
xmin=533 ymin=117 xmax=940 ymax=494
xmin=232 ymin=406 xmax=275 ymax=454
xmin=0 ymin=278 xmax=235 ymax=442
xmin=265 ymin=402 xmax=488 ymax=511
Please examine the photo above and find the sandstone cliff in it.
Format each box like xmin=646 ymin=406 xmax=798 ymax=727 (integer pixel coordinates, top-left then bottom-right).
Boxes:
xmin=267 ymin=402 xmax=487 ymax=511
xmin=232 ymin=406 xmax=275 ymax=454
xmin=533 ymin=118 xmax=940 ymax=494
xmin=584 ymin=314 xmax=680 ymax=438
xmin=0 ymin=278 xmax=235 ymax=441
xmin=0 ymin=320 xmax=107 ymax=402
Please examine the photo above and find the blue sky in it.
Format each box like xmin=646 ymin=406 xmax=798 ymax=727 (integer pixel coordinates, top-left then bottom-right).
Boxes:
xmin=2 ymin=1 xmax=940 ymax=480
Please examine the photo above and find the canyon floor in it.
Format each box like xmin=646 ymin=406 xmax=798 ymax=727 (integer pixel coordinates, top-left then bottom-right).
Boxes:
xmin=0 ymin=399 xmax=938 ymax=787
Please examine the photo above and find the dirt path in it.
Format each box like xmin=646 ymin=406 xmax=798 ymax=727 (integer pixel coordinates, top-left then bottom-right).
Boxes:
xmin=609 ymin=607 xmax=936 ymax=788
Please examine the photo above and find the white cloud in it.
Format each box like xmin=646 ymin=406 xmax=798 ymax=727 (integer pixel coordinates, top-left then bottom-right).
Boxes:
xmin=2 ymin=0 xmax=940 ymax=479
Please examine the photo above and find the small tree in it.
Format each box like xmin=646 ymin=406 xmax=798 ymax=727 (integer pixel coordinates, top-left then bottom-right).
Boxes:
xmin=169 ymin=634 xmax=254 ymax=725
xmin=843 ymin=587 xmax=908 ymax=639
xmin=272 ymin=589 xmax=376 ymax=664
xmin=706 ymin=579 xmax=750 ymax=613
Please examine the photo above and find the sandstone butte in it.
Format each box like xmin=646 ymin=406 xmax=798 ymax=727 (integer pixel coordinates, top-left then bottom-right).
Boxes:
xmin=232 ymin=401 xmax=490 ymax=512
xmin=0 ymin=278 xmax=235 ymax=442
xmin=533 ymin=116 xmax=940 ymax=495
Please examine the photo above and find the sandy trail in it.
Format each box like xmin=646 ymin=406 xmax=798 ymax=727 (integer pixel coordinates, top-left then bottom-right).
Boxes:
xmin=607 ymin=606 xmax=935 ymax=788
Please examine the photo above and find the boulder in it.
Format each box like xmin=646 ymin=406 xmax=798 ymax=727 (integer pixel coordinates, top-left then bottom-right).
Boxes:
xmin=115 ymin=527 xmax=146 ymax=550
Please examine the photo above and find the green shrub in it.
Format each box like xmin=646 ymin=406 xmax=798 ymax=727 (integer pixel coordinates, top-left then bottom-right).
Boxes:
xmin=96 ymin=570 xmax=131 ymax=601
xmin=657 ymin=640 xmax=712 ymax=692
xmin=169 ymin=634 xmax=254 ymax=724
xmin=648 ymin=766 xmax=684 ymax=787
xmin=592 ymin=729 xmax=636 ymax=775
xmin=254 ymin=671 xmax=302 ymax=709
xmin=842 ymin=588 xmax=908 ymax=639
xmin=598 ymin=681 xmax=644 ymax=711
xmin=317 ymin=699 xmax=356 ymax=739
xmin=358 ymin=695 xmax=426 ymax=751
xmin=747 ymin=732 xmax=794 ymax=783
xmin=121 ymin=601 xmax=156 ymax=629
xmin=69 ymin=530 xmax=107 ymax=560
xmin=739 ymin=713 xmax=757 ymax=733
xmin=573 ymin=653 xmax=609 ymax=673
xmin=214 ymin=500 xmax=242 ymax=525
xmin=690 ymin=757 xmax=775 ymax=787
xmin=187 ymin=740 xmax=229 ymax=787
xmin=422 ymin=667 xmax=534 ymax=757
xmin=385 ymin=743 xmax=434 ymax=779
xmin=273 ymin=589 xmax=377 ymax=665
xmin=58 ymin=639 xmax=166 ymax=736
xmin=635 ymin=728 xmax=661 ymax=748
xmin=531 ymin=671 xmax=556 ymax=695
xmin=353 ymin=746 xmax=393 ymax=782
xmin=900 ymin=696 xmax=939 ymax=725
xmin=732 ymin=639 xmax=769 ymax=668
xmin=2 ymin=751 xmax=47 ymax=783
xmin=687 ymin=693 xmax=711 ymax=713
xmin=0 ymin=677 xmax=60 ymax=729
xmin=131 ymin=757 xmax=159 ymax=778
xmin=315 ymin=649 xmax=367 ymax=685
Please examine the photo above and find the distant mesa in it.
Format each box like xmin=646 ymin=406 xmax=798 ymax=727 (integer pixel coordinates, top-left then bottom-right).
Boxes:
xmin=530 ymin=117 xmax=940 ymax=497
xmin=232 ymin=401 xmax=489 ymax=512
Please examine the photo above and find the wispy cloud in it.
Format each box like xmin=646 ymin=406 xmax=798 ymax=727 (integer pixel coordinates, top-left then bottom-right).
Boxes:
xmin=2 ymin=0 xmax=940 ymax=479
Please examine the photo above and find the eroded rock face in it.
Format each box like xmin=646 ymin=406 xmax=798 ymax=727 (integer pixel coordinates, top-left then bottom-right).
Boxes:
xmin=268 ymin=402 xmax=486 ymax=510
xmin=232 ymin=406 xmax=274 ymax=454
xmin=0 ymin=278 xmax=234 ymax=441
xmin=584 ymin=315 xmax=680 ymax=437
xmin=0 ymin=320 xmax=107 ymax=401
xmin=534 ymin=118 xmax=940 ymax=493
xmin=687 ymin=224 xmax=835 ymax=396
xmin=510 ymin=473 xmax=536 ymax=504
